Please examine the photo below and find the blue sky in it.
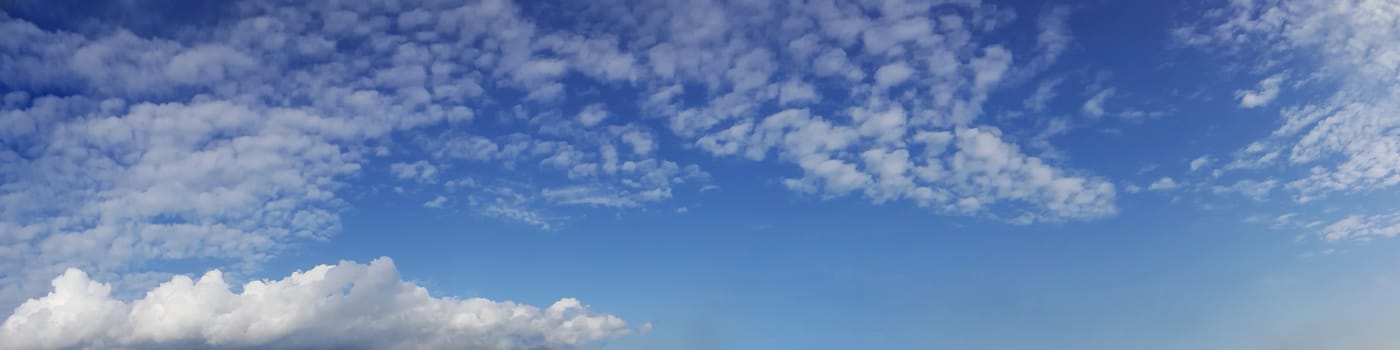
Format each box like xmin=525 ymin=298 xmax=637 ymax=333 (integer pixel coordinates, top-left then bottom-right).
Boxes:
xmin=2 ymin=0 xmax=1400 ymax=349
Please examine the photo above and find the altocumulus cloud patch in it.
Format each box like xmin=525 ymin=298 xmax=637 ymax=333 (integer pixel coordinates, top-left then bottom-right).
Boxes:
xmin=0 ymin=0 xmax=1118 ymax=315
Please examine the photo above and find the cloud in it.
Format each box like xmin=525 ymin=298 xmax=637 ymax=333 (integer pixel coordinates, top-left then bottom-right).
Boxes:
xmin=1180 ymin=0 xmax=1400 ymax=207
xmin=1236 ymin=73 xmax=1286 ymax=108
xmin=0 ymin=0 xmax=717 ymax=309
xmin=1123 ymin=184 xmax=1142 ymax=194
xmin=1189 ymin=155 xmax=1214 ymax=172
xmin=575 ymin=103 xmax=609 ymax=127
xmin=1212 ymin=179 xmax=1278 ymax=201
xmin=1081 ymin=88 xmax=1115 ymax=117
xmin=0 ymin=257 xmax=635 ymax=350
xmin=391 ymin=160 xmax=439 ymax=183
xmin=1035 ymin=5 xmax=1073 ymax=66
xmin=779 ymin=79 xmax=819 ymax=106
xmin=0 ymin=0 xmax=1119 ymax=311
xmin=1320 ymin=212 xmax=1400 ymax=241
xmin=423 ymin=195 xmax=448 ymax=209
xmin=875 ymin=61 xmax=914 ymax=88
xmin=0 ymin=99 xmax=361 ymax=306
xmin=1023 ymin=77 xmax=1063 ymax=112
xmin=1148 ymin=177 xmax=1179 ymax=191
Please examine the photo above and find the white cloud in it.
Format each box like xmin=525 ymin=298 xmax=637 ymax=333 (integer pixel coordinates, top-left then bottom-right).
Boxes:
xmin=875 ymin=61 xmax=914 ymax=88
xmin=0 ymin=0 xmax=1116 ymax=310
xmin=1024 ymin=77 xmax=1063 ymax=112
xmin=1320 ymin=212 xmax=1400 ymax=241
xmin=423 ymin=195 xmax=448 ymax=208
xmin=1212 ymin=179 xmax=1278 ymax=201
xmin=1035 ymin=6 xmax=1072 ymax=67
xmin=1182 ymin=0 xmax=1400 ymax=208
xmin=474 ymin=187 xmax=556 ymax=231
xmin=1148 ymin=177 xmax=1179 ymax=191
xmin=779 ymin=79 xmax=819 ymax=106
xmin=541 ymin=185 xmax=640 ymax=208
xmin=1123 ymin=184 xmax=1142 ymax=194
xmin=435 ymin=136 xmax=501 ymax=161
xmin=1081 ymin=88 xmax=1115 ymax=117
xmin=0 ymin=258 xmax=635 ymax=350
xmin=0 ymin=100 xmax=360 ymax=306
xmin=391 ymin=160 xmax=439 ymax=184
xmin=811 ymin=48 xmax=864 ymax=81
xmin=576 ymin=103 xmax=609 ymax=127
xmin=1190 ymin=155 xmax=1214 ymax=172
xmin=512 ymin=59 xmax=569 ymax=84
xmin=1236 ymin=73 xmax=1286 ymax=108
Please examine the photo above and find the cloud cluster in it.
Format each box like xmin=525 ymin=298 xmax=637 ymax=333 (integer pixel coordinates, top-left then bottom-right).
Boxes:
xmin=621 ymin=0 xmax=1114 ymax=222
xmin=1 ymin=0 xmax=1116 ymax=323
xmin=0 ymin=98 xmax=362 ymax=306
xmin=1178 ymin=0 xmax=1400 ymax=240
xmin=0 ymin=0 xmax=697 ymax=304
xmin=0 ymin=257 xmax=634 ymax=350
xmin=1320 ymin=212 xmax=1400 ymax=241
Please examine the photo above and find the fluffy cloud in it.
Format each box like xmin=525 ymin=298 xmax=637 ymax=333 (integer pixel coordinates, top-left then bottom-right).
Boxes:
xmin=875 ymin=62 xmax=915 ymax=88
xmin=0 ymin=257 xmax=635 ymax=350
xmin=575 ymin=104 xmax=609 ymax=128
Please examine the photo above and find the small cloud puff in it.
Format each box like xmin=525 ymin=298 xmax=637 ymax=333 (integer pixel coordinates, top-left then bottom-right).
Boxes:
xmin=1148 ymin=177 xmax=1179 ymax=191
xmin=1235 ymin=73 xmax=1285 ymax=108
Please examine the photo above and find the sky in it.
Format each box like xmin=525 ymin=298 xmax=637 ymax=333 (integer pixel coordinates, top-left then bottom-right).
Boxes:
xmin=1 ymin=0 xmax=1399 ymax=349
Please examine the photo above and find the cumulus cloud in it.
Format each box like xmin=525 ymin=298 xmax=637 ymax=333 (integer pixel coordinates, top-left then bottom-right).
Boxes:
xmin=0 ymin=257 xmax=635 ymax=350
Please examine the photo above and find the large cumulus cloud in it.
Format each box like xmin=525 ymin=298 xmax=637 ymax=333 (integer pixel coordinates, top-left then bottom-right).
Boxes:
xmin=0 ymin=257 xmax=635 ymax=350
